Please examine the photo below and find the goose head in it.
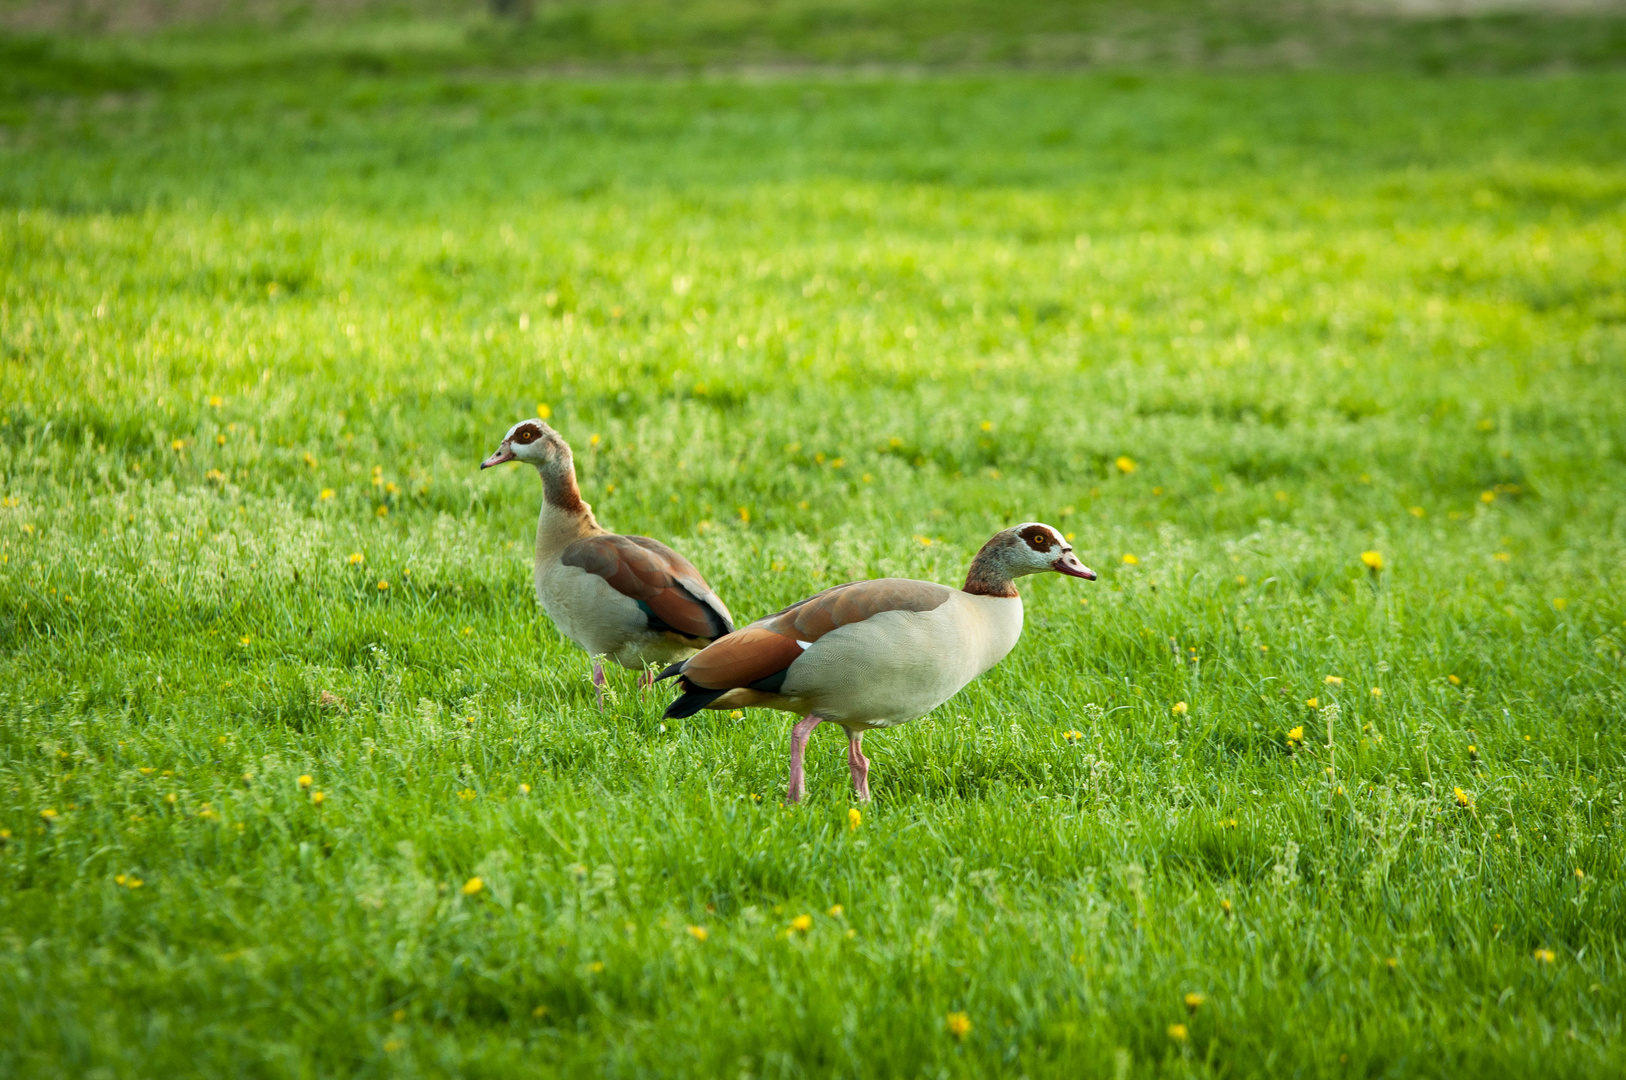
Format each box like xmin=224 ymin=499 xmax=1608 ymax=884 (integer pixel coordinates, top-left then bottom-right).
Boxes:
xmin=964 ymin=523 xmax=1096 ymax=596
xmin=480 ymin=418 xmax=572 ymax=471
xmin=1005 ymin=522 xmax=1096 ymax=580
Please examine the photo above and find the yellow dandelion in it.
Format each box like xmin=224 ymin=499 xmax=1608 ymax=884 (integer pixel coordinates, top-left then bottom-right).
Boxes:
xmin=587 ymin=961 xmax=604 ymax=973
xmin=1122 ymin=553 xmax=1139 ymax=565
xmin=1409 ymin=506 xmax=1425 ymax=517
xmin=848 ymin=807 xmax=862 ymax=831
xmin=126 ymin=877 xmax=143 ymax=888
xmin=1448 ymin=674 xmax=1461 ymax=685
xmin=348 ymin=552 xmax=364 ymax=565
xmin=208 ymin=395 xmax=223 ymax=407
xmin=40 ymin=808 xmax=58 ymax=820
xmin=589 ymin=433 xmax=601 ymax=447
xmin=1184 ymin=992 xmax=1205 ymax=1011
xmin=297 ymin=774 xmax=313 ymax=788
xmin=376 ymin=504 xmax=388 ymax=517
xmin=1063 ymin=729 xmax=1084 ymax=743
xmin=1361 ymin=550 xmax=1384 ymax=571
xmin=384 ymin=482 xmax=398 ymax=495
xmin=1325 ymin=675 xmax=1343 ymax=685
xmin=1171 ymin=701 xmax=1188 ymax=716
xmin=1481 ymin=490 xmax=1496 ymax=503
xmin=531 ymin=1005 xmax=548 ymax=1018
xmin=1168 ymin=1023 xmax=1189 ymax=1042
xmin=946 ymin=1012 xmax=972 ymax=1039
xmin=728 ymin=710 xmax=743 ymax=719
xmin=377 ymin=580 xmax=389 ymax=591
xmin=828 ymin=904 xmax=844 ymax=917
xmin=1287 ymin=726 xmax=1305 ymax=745
xmin=1305 ymin=697 xmax=1319 ymax=709
xmin=319 ymin=488 xmax=334 ymax=500
xmin=171 ymin=439 xmax=185 ymax=451
xmin=789 ymin=914 xmax=813 ymax=933
xmin=1453 ymin=787 xmax=1470 ymax=808
xmin=1385 ymin=957 xmax=1398 ymax=971
xmin=536 ymin=403 xmax=551 ymax=419
xmin=382 ymin=1038 xmax=404 ymax=1053
xmin=310 ymin=791 xmax=325 ymax=805
xmin=1552 ymin=597 xmax=1567 ymax=611
xmin=164 ymin=793 xmax=177 ymax=805
xmin=1575 ymin=868 xmax=1585 ymax=881
xmin=1220 ymin=899 xmax=1233 ymax=917
xmin=1534 ymin=948 xmax=1555 ymax=964
xmin=216 ymin=434 xmax=226 ymax=446
xmin=1371 ymin=687 xmax=1382 ymax=697
xmin=518 ymin=783 xmax=531 ymax=795
xmin=115 ymin=874 xmax=126 ymax=885
xmin=686 ymin=924 xmax=708 ymax=941
xmin=240 ymin=634 xmax=253 ymax=645
xmin=458 ymin=788 xmax=477 ymax=801
xmin=462 ymin=876 xmax=484 ymax=896
xmin=1493 ymin=552 xmax=1511 ymax=562
xmin=1115 ymin=456 xmax=1136 ymax=474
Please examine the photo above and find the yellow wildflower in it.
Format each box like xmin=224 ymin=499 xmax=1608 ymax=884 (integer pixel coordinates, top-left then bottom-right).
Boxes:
xmin=348 ymin=553 xmax=364 ymax=565
xmin=1371 ymin=687 xmax=1382 ymax=697
xmin=828 ymin=904 xmax=844 ymax=917
xmin=789 ymin=914 xmax=813 ymax=933
xmin=536 ymin=403 xmax=551 ymax=419
xmin=462 ymin=876 xmax=484 ymax=896
xmin=377 ymin=580 xmax=389 ymax=591
xmin=1171 ymin=701 xmax=1188 ymax=716
xmin=171 ymin=439 xmax=185 ymax=451
xmin=1534 ymin=948 xmax=1555 ymax=964
xmin=1361 ymin=550 xmax=1384 ymax=571
xmin=1062 ymin=729 xmax=1084 ymax=743
xmin=1325 ymin=675 xmax=1343 ymax=685
xmin=1184 ymin=992 xmax=1205 ymax=1011
xmin=1168 ymin=1023 xmax=1189 ymax=1042
xmin=1552 ymin=598 xmax=1567 ymax=610
xmin=310 ymin=791 xmax=325 ymax=805
xmin=320 ymin=488 xmax=335 ymax=500
xmin=1453 ymin=787 xmax=1470 ymax=808
xmin=1287 ymin=726 xmax=1305 ymax=745
xmin=518 ymin=783 xmax=531 ymax=795
xmin=209 ymin=395 xmax=223 ymax=407
xmin=40 ymin=808 xmax=58 ymax=820
xmin=1122 ymin=553 xmax=1139 ymax=565
xmin=848 ymin=807 xmax=862 ymax=831
xmin=1305 ymin=697 xmax=1318 ymax=709
xmin=1115 ymin=456 xmax=1136 ymax=474
xmin=1448 ymin=674 xmax=1461 ymax=685
xmin=297 ymin=775 xmax=313 ymax=788
xmin=1409 ymin=506 xmax=1425 ymax=517
xmin=946 ymin=1012 xmax=972 ymax=1039
xmin=687 ymin=925 xmax=708 ymax=941
xmin=1481 ymin=490 xmax=1496 ymax=503
xmin=1220 ymin=899 xmax=1232 ymax=917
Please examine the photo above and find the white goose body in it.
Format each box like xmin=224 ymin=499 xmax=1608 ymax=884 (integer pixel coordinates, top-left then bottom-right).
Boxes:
xmin=659 ymin=523 xmax=1095 ymax=801
xmin=771 ymin=591 xmax=1023 ymax=729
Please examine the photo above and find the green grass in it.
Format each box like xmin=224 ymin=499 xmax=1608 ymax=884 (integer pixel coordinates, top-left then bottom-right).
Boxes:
xmin=2 ymin=13 xmax=1626 ymax=1078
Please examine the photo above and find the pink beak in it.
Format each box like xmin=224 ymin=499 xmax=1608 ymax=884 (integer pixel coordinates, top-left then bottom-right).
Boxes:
xmin=1053 ymin=552 xmax=1097 ymax=581
xmin=480 ymin=444 xmax=516 ymax=470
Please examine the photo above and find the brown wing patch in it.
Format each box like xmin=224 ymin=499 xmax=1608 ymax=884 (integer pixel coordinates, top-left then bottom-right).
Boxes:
xmin=681 ymin=627 xmax=804 ymax=690
xmin=561 ymin=535 xmax=730 ymax=639
xmin=758 ymin=578 xmax=953 ymax=642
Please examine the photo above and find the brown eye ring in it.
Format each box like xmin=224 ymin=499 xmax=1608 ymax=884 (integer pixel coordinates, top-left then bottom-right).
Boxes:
xmin=1019 ymin=524 xmax=1053 ymax=552
xmin=515 ymin=428 xmax=537 ymax=444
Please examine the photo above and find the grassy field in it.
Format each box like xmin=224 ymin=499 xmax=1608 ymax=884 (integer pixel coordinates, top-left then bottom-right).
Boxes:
xmin=3 ymin=7 xmax=1626 ymax=1077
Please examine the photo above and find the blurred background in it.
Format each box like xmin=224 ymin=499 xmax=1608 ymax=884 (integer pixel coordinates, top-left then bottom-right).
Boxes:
xmin=5 ymin=0 xmax=1625 ymax=76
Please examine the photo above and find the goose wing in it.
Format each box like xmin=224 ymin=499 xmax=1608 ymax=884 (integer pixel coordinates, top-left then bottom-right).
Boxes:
xmin=560 ymin=534 xmax=734 ymax=641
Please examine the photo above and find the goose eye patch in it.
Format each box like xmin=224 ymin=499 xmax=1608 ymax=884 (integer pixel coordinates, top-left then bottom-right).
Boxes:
xmin=515 ymin=428 xmax=538 ymax=443
xmin=1020 ymin=526 xmax=1053 ymax=551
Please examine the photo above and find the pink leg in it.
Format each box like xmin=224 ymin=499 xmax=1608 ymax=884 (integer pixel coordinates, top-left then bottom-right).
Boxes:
xmin=786 ymin=714 xmax=824 ymax=804
xmin=592 ymin=660 xmax=606 ymax=710
xmin=847 ymin=729 xmax=871 ymax=803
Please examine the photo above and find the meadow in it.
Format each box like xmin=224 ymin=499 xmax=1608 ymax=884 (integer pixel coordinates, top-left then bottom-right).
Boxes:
xmin=2 ymin=7 xmax=1626 ymax=1077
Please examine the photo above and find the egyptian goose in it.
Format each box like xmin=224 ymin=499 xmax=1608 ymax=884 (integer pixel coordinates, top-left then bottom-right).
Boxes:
xmin=657 ymin=523 xmax=1094 ymax=802
xmin=480 ymin=419 xmax=734 ymax=704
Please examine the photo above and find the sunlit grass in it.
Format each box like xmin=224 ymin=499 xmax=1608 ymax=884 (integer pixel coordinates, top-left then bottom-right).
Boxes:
xmin=1 ymin=51 xmax=1624 ymax=1079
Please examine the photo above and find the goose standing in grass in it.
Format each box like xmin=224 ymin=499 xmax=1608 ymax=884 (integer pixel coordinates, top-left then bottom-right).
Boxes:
xmin=481 ymin=418 xmax=734 ymax=706
xmin=658 ymin=523 xmax=1094 ymax=802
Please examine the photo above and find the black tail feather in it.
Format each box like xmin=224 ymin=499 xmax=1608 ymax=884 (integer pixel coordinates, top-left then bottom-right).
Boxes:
xmin=654 ymin=661 xmax=687 ymax=684
xmin=663 ymin=684 xmax=729 ymax=720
